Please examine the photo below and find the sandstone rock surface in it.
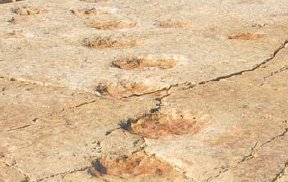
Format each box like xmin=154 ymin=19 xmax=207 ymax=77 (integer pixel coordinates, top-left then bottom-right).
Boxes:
xmin=0 ymin=0 xmax=287 ymax=181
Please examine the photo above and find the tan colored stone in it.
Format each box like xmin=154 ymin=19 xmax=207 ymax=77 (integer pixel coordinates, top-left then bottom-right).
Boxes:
xmin=0 ymin=162 xmax=27 ymax=182
xmin=0 ymin=0 xmax=288 ymax=181
xmin=1 ymin=0 xmax=288 ymax=96
xmin=145 ymin=47 xmax=288 ymax=181
xmin=0 ymin=78 xmax=156 ymax=181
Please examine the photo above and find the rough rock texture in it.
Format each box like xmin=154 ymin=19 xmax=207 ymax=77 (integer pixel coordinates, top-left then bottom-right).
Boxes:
xmin=145 ymin=47 xmax=288 ymax=182
xmin=0 ymin=0 xmax=288 ymax=181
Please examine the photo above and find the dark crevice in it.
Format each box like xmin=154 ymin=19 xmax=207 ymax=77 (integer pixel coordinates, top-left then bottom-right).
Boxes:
xmin=0 ymin=160 xmax=30 ymax=182
xmin=264 ymin=66 xmax=288 ymax=80
xmin=119 ymin=118 xmax=133 ymax=132
xmin=186 ymin=39 xmax=288 ymax=90
xmin=271 ymin=161 xmax=288 ymax=182
xmin=7 ymin=124 xmax=30 ymax=131
xmin=238 ymin=141 xmax=258 ymax=163
xmin=74 ymin=100 xmax=96 ymax=108
xmin=36 ymin=166 xmax=90 ymax=181
xmin=259 ymin=128 xmax=288 ymax=148
xmin=119 ymin=83 xmax=177 ymax=100
xmin=91 ymin=159 xmax=107 ymax=176
xmin=207 ymin=128 xmax=288 ymax=181
xmin=260 ymin=65 xmax=288 ymax=86
xmin=1 ymin=40 xmax=287 ymax=102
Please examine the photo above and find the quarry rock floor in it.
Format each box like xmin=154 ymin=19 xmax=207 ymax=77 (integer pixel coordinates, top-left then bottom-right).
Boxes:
xmin=0 ymin=0 xmax=288 ymax=181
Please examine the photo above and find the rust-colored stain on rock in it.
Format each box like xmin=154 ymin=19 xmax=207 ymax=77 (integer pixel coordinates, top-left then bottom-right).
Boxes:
xmin=94 ymin=80 xmax=151 ymax=99
xmin=90 ymin=152 xmax=174 ymax=178
xmin=87 ymin=19 xmax=137 ymax=30
xmin=83 ymin=36 xmax=139 ymax=49
xmin=131 ymin=113 xmax=204 ymax=139
xmin=228 ymin=32 xmax=265 ymax=40
xmin=156 ymin=19 xmax=192 ymax=28
xmin=112 ymin=56 xmax=177 ymax=70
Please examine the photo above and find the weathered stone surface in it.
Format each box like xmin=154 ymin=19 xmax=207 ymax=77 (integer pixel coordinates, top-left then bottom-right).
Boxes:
xmin=145 ymin=47 xmax=288 ymax=181
xmin=1 ymin=0 xmax=288 ymax=98
xmin=0 ymin=0 xmax=288 ymax=181
xmin=0 ymin=162 xmax=27 ymax=182
xmin=0 ymin=78 xmax=156 ymax=181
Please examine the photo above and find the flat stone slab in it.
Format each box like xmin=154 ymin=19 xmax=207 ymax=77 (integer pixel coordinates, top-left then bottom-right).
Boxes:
xmin=0 ymin=77 xmax=157 ymax=181
xmin=144 ymin=47 xmax=288 ymax=182
xmin=0 ymin=0 xmax=287 ymax=181
xmin=1 ymin=0 xmax=288 ymax=98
